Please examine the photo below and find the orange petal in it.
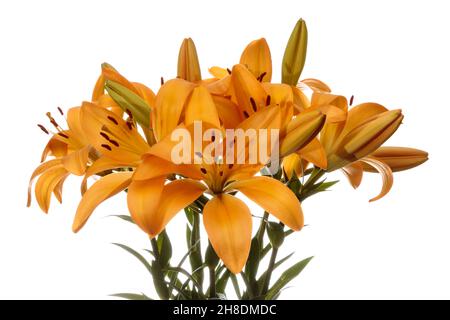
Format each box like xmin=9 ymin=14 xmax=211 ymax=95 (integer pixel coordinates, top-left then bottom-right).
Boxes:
xmin=184 ymin=86 xmax=221 ymax=128
xmin=208 ymin=66 xmax=229 ymax=79
xmin=239 ymin=38 xmax=272 ymax=82
xmin=301 ymin=78 xmax=331 ymax=92
xmin=62 ymin=146 xmax=90 ymax=176
xmin=130 ymin=179 xmax=206 ymax=237
xmin=359 ymin=157 xmax=393 ymax=202
xmin=41 ymin=137 xmax=68 ymax=162
xmin=73 ymin=172 xmax=133 ymax=232
xmin=228 ymin=176 xmax=303 ymax=231
xmin=297 ymin=138 xmax=327 ymax=169
xmin=212 ymin=96 xmax=242 ymax=129
xmin=231 ymin=64 xmax=268 ymax=116
xmin=203 ymin=194 xmax=252 ymax=274
xmin=27 ymin=159 xmax=63 ymax=207
xmin=154 ymin=79 xmax=195 ymax=140
xmin=35 ymin=165 xmax=68 ymax=213
xmin=341 ymin=162 xmax=363 ymax=189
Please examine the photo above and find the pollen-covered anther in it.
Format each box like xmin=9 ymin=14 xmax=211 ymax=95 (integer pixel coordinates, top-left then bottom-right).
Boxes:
xmin=219 ymin=171 xmax=224 ymax=177
xmin=226 ymin=68 xmax=232 ymax=75
xmin=243 ymin=111 xmax=250 ymax=118
xmin=160 ymin=77 xmax=165 ymax=86
xmin=266 ymin=95 xmax=271 ymax=106
xmin=125 ymin=109 xmax=134 ymax=119
xmin=100 ymin=132 xmax=110 ymax=141
xmin=250 ymin=97 xmax=257 ymax=112
xmin=109 ymin=139 xmax=119 ymax=147
xmin=37 ymin=124 xmax=49 ymax=135
xmin=107 ymin=116 xmax=119 ymax=125
xmin=257 ymin=72 xmax=267 ymax=82
xmin=57 ymin=107 xmax=64 ymax=116
xmin=57 ymin=132 xmax=69 ymax=139
xmin=101 ymin=144 xmax=112 ymax=151
xmin=350 ymin=95 xmax=354 ymax=106
xmin=200 ymin=168 xmax=207 ymax=174
xmin=46 ymin=112 xmax=61 ymax=129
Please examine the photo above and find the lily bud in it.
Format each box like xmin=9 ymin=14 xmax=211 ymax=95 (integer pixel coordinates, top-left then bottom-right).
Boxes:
xmin=282 ymin=18 xmax=308 ymax=85
xmin=328 ymin=109 xmax=403 ymax=170
xmin=280 ymin=110 xmax=325 ymax=157
xmin=240 ymin=38 xmax=272 ymax=82
xmin=105 ymin=80 xmax=151 ymax=128
xmin=177 ymin=38 xmax=202 ymax=82
xmin=363 ymin=147 xmax=428 ymax=172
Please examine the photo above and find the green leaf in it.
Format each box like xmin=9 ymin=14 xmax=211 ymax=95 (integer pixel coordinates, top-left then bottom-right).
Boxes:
xmin=205 ymin=241 xmax=219 ymax=268
xmin=244 ymin=237 xmax=261 ymax=284
xmin=230 ymin=274 xmax=242 ymax=299
xmin=109 ymin=214 xmax=135 ymax=224
xmin=216 ymin=270 xmax=231 ymax=294
xmin=287 ymin=172 xmax=301 ymax=194
xmin=282 ymin=18 xmax=308 ymax=85
xmin=112 ymin=243 xmax=152 ymax=275
xmin=105 ymin=80 xmax=151 ymax=128
xmin=187 ymin=209 xmax=204 ymax=288
xmin=185 ymin=207 xmax=195 ymax=226
xmin=157 ymin=230 xmax=172 ymax=268
xmin=111 ymin=293 xmax=153 ymax=300
xmin=165 ymin=267 xmax=203 ymax=293
xmin=267 ymin=222 xmax=285 ymax=249
xmin=256 ymin=252 xmax=295 ymax=293
xmin=265 ymin=256 xmax=313 ymax=300
xmin=151 ymin=260 xmax=170 ymax=300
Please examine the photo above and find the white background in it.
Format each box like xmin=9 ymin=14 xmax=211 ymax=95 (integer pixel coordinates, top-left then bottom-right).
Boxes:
xmin=0 ymin=0 xmax=448 ymax=299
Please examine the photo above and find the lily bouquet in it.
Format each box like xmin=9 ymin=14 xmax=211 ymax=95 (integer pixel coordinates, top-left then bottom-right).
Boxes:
xmin=27 ymin=19 xmax=427 ymax=300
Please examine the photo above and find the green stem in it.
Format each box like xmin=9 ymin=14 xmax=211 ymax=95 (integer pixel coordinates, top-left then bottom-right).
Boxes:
xmin=256 ymin=212 xmax=270 ymax=244
xmin=240 ymin=272 xmax=255 ymax=299
xmin=150 ymin=237 xmax=170 ymax=300
xmin=209 ymin=266 xmax=216 ymax=299
xmin=150 ymin=237 xmax=160 ymax=260
xmin=261 ymin=246 xmax=278 ymax=295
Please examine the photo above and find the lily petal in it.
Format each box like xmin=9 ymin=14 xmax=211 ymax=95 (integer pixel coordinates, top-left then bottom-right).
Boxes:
xmin=228 ymin=176 xmax=303 ymax=231
xmin=62 ymin=145 xmax=90 ymax=176
xmin=130 ymin=179 xmax=206 ymax=238
xmin=240 ymin=38 xmax=272 ymax=82
xmin=359 ymin=157 xmax=393 ymax=202
xmin=297 ymin=138 xmax=327 ymax=169
xmin=203 ymin=194 xmax=252 ymax=274
xmin=341 ymin=162 xmax=363 ymax=189
xmin=27 ymin=159 xmax=63 ymax=207
xmin=185 ymin=86 xmax=221 ymax=128
xmin=73 ymin=172 xmax=133 ymax=232
xmin=154 ymin=79 xmax=195 ymax=140
xmin=35 ymin=165 xmax=68 ymax=213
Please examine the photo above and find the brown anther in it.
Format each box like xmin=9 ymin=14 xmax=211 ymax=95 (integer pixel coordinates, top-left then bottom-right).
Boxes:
xmin=161 ymin=77 xmax=165 ymax=86
xmin=250 ymin=97 xmax=257 ymax=112
xmin=226 ymin=68 xmax=232 ymax=75
xmin=126 ymin=121 xmax=133 ymax=130
xmin=243 ymin=111 xmax=250 ymax=118
xmin=100 ymin=132 xmax=110 ymax=141
xmin=211 ymin=134 xmax=216 ymax=142
xmin=228 ymin=164 xmax=233 ymax=169
xmin=200 ymin=168 xmax=207 ymax=174
xmin=107 ymin=116 xmax=119 ymax=125
xmin=258 ymin=72 xmax=267 ymax=82
xmin=109 ymin=139 xmax=119 ymax=147
xmin=37 ymin=124 xmax=49 ymax=135
xmin=266 ymin=95 xmax=271 ymax=106
xmin=58 ymin=132 xmax=69 ymax=139
xmin=349 ymin=95 xmax=354 ymax=106
xmin=57 ymin=107 xmax=64 ymax=116
xmin=219 ymin=171 xmax=224 ymax=177
xmin=125 ymin=109 xmax=133 ymax=119
xmin=101 ymin=144 xmax=112 ymax=151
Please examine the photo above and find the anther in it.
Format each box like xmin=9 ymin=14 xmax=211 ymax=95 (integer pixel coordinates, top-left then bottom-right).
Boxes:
xmin=107 ymin=116 xmax=119 ymax=125
xmin=37 ymin=124 xmax=49 ymax=135
xmin=349 ymin=95 xmax=354 ymax=106
xmin=211 ymin=134 xmax=216 ymax=142
xmin=200 ymin=168 xmax=207 ymax=174
xmin=101 ymin=144 xmax=112 ymax=151
xmin=250 ymin=97 xmax=257 ymax=112
xmin=258 ymin=72 xmax=267 ymax=82
xmin=228 ymin=164 xmax=233 ymax=169
xmin=219 ymin=171 xmax=224 ymax=177
xmin=243 ymin=111 xmax=250 ymax=118
xmin=58 ymin=132 xmax=69 ymax=139
xmin=109 ymin=139 xmax=119 ymax=147
xmin=266 ymin=95 xmax=271 ymax=106
xmin=46 ymin=112 xmax=60 ymax=129
xmin=226 ymin=68 xmax=231 ymax=75
xmin=100 ymin=132 xmax=110 ymax=141
xmin=161 ymin=77 xmax=165 ymax=86
xmin=125 ymin=109 xmax=133 ymax=119
xmin=126 ymin=121 xmax=133 ymax=130
xmin=57 ymin=107 xmax=64 ymax=116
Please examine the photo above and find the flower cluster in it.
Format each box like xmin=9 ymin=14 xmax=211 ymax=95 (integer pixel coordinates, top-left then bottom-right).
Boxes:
xmin=27 ymin=19 xmax=427 ymax=298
